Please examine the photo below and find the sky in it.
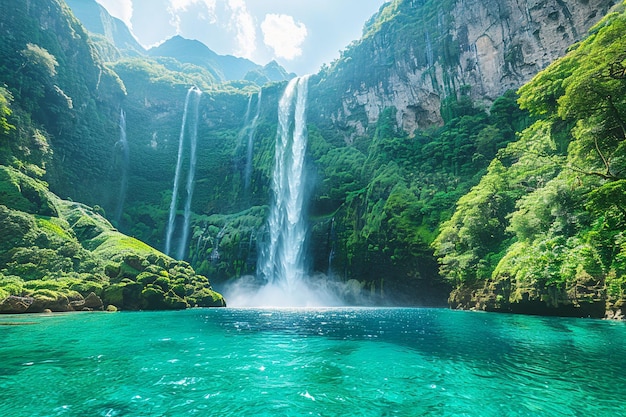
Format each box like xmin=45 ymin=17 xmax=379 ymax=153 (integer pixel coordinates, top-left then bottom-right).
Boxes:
xmin=94 ymin=0 xmax=389 ymax=75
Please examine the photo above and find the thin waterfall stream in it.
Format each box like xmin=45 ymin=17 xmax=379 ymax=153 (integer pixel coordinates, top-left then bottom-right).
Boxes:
xmin=244 ymin=89 xmax=262 ymax=192
xmin=114 ymin=108 xmax=129 ymax=225
xmin=164 ymin=86 xmax=202 ymax=259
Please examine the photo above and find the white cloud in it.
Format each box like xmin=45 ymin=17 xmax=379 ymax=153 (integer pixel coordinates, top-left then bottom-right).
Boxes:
xmin=227 ymin=0 xmax=256 ymax=59
xmin=168 ymin=0 xmax=215 ymax=12
xmin=261 ymin=14 xmax=307 ymax=60
xmin=167 ymin=0 xmax=217 ymax=33
xmin=95 ymin=0 xmax=134 ymax=30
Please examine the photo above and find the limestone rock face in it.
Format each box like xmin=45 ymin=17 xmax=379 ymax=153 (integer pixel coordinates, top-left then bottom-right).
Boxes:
xmin=83 ymin=292 xmax=104 ymax=310
xmin=318 ymin=0 xmax=616 ymax=139
xmin=449 ymin=274 xmax=608 ymax=318
xmin=0 ymin=296 xmax=34 ymax=314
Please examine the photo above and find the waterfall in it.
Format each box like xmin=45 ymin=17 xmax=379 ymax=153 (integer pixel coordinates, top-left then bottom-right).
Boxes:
xmin=244 ymin=90 xmax=262 ymax=191
xmin=114 ymin=108 xmax=129 ymax=225
xmin=425 ymin=32 xmax=434 ymax=68
xmin=223 ymin=76 xmax=344 ymax=307
xmin=178 ymin=88 xmax=202 ymax=260
xmin=165 ymin=86 xmax=202 ymax=259
xmin=327 ymin=217 xmax=336 ymax=277
xmin=210 ymin=225 xmax=228 ymax=263
xmin=258 ymin=76 xmax=310 ymax=291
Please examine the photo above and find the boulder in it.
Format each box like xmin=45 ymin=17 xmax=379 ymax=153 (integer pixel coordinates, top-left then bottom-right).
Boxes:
xmin=83 ymin=292 xmax=104 ymax=309
xmin=0 ymin=296 xmax=34 ymax=313
xmin=27 ymin=294 xmax=71 ymax=313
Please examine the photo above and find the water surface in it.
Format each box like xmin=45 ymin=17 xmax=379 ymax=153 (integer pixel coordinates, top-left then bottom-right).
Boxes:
xmin=1 ymin=308 xmax=624 ymax=416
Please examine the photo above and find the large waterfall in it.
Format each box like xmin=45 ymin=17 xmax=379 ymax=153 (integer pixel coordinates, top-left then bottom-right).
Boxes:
xmin=114 ymin=108 xmax=129 ymax=225
xmin=258 ymin=76 xmax=310 ymax=290
xmin=223 ymin=77 xmax=343 ymax=307
xmin=164 ymin=86 xmax=202 ymax=259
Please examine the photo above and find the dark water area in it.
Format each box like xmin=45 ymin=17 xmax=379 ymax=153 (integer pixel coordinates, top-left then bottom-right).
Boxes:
xmin=1 ymin=308 xmax=624 ymax=416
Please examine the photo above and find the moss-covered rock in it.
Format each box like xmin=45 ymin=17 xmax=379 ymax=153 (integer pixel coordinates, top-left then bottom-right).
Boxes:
xmin=0 ymin=166 xmax=225 ymax=313
xmin=27 ymin=290 xmax=71 ymax=313
xmin=0 ymin=166 xmax=57 ymax=217
xmin=140 ymin=286 xmax=166 ymax=309
xmin=191 ymin=288 xmax=227 ymax=307
xmin=450 ymin=273 xmax=608 ymax=318
xmin=0 ymin=295 xmax=33 ymax=313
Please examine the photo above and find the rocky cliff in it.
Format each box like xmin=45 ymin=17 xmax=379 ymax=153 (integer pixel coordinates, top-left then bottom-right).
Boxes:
xmin=2 ymin=0 xmax=624 ymax=313
xmin=64 ymin=0 xmax=145 ymax=57
xmin=313 ymin=0 xmax=616 ymax=140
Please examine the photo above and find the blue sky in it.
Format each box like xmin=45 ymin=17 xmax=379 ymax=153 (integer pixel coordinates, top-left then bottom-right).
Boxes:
xmin=94 ymin=0 xmax=389 ymax=74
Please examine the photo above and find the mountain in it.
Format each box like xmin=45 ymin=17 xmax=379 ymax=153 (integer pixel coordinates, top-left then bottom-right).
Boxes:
xmin=65 ymin=0 xmax=145 ymax=57
xmin=310 ymin=0 xmax=617 ymax=140
xmin=148 ymin=35 xmax=293 ymax=83
xmin=1 ymin=0 xmax=625 ymax=316
xmin=297 ymin=0 xmax=619 ymax=308
xmin=432 ymin=2 xmax=626 ymax=317
xmin=244 ymin=60 xmax=294 ymax=85
xmin=64 ymin=2 xmax=292 ymax=84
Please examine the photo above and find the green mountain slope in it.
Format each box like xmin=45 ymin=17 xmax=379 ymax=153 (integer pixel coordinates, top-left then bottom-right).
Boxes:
xmin=0 ymin=166 xmax=224 ymax=312
xmin=148 ymin=35 xmax=293 ymax=84
xmin=0 ymin=0 xmax=224 ymax=311
xmin=432 ymin=3 xmax=626 ymax=317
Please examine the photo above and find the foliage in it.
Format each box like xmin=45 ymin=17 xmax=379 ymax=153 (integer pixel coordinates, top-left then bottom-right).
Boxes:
xmin=302 ymin=82 xmax=531 ymax=303
xmin=0 ymin=166 xmax=225 ymax=311
xmin=21 ymin=43 xmax=59 ymax=78
xmin=110 ymin=57 xmax=216 ymax=92
xmin=433 ymin=160 xmax=517 ymax=284
xmin=0 ymin=0 xmax=126 ymax=207
xmin=434 ymin=4 xmax=626 ymax=311
xmin=0 ymin=87 xmax=15 ymax=136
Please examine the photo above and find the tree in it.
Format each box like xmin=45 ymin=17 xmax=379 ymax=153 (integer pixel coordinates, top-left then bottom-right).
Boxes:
xmin=21 ymin=43 xmax=58 ymax=78
xmin=0 ymin=86 xmax=15 ymax=136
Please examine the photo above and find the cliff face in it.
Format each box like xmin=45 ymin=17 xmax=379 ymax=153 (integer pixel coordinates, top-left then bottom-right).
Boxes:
xmin=314 ymin=0 xmax=616 ymax=140
xmin=65 ymin=0 xmax=146 ymax=57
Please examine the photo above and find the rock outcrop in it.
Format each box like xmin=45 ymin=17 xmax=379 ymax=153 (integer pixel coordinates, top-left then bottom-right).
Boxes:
xmin=314 ymin=0 xmax=617 ymax=139
xmin=0 ymin=166 xmax=226 ymax=313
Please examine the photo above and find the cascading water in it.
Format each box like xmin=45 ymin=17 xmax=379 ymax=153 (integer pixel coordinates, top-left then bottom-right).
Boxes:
xmin=327 ymin=217 xmax=336 ymax=277
xmin=178 ymin=89 xmax=202 ymax=260
xmin=258 ymin=76 xmax=310 ymax=291
xmin=425 ymin=31 xmax=434 ymax=68
xmin=114 ymin=108 xmax=129 ymax=225
xmin=164 ymin=86 xmax=202 ymax=259
xmin=224 ymin=77 xmax=342 ymax=307
xmin=244 ymin=90 xmax=262 ymax=191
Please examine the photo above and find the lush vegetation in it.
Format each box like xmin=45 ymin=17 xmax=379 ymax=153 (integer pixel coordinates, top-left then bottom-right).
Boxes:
xmin=432 ymin=4 xmax=626 ymax=316
xmin=0 ymin=0 xmax=224 ymax=312
xmin=0 ymin=166 xmax=224 ymax=312
xmin=303 ymin=88 xmax=530 ymax=303
xmin=2 ymin=0 xmax=624 ymax=316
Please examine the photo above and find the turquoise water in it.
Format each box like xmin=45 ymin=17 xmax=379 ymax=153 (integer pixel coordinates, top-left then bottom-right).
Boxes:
xmin=1 ymin=308 xmax=625 ymax=416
